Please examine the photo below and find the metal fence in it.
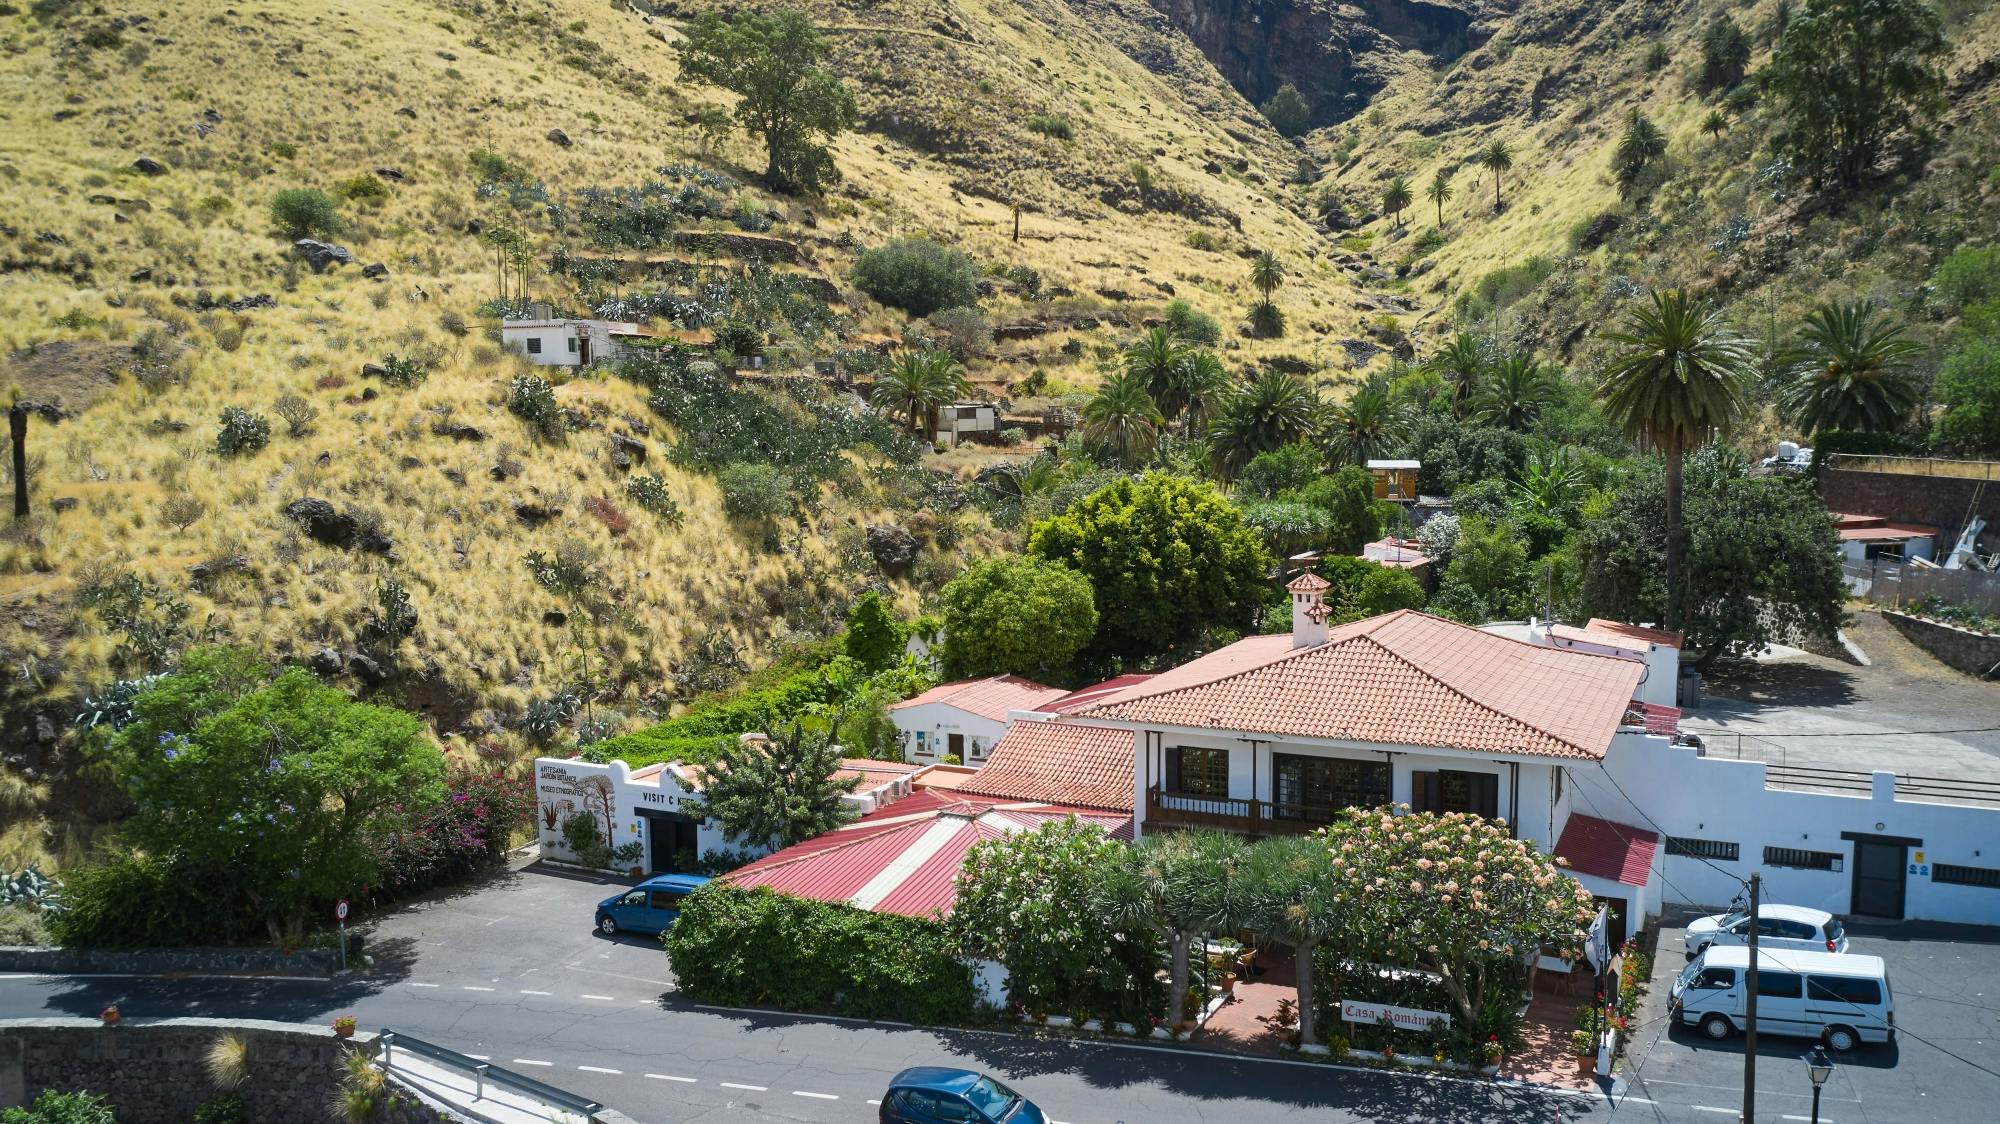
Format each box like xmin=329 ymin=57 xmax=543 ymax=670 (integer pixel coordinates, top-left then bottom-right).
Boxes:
xmin=1842 ymin=558 xmax=2000 ymax=614
xmin=379 ymin=1029 xmax=606 ymax=1119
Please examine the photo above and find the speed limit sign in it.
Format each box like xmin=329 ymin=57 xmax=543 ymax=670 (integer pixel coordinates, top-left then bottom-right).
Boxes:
xmin=335 ymin=899 xmax=349 ymax=921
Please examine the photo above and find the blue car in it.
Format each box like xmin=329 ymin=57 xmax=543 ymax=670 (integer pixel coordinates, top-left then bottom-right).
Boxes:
xmin=594 ymin=873 xmax=709 ymax=936
xmin=880 ymin=1067 xmax=1045 ymax=1124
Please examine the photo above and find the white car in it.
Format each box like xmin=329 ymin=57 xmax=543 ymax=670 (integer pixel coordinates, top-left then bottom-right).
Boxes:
xmin=1684 ymin=904 xmax=1848 ymax=958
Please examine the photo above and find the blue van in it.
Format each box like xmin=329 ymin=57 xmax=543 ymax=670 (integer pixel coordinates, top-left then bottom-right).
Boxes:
xmin=594 ymin=874 xmax=709 ymax=936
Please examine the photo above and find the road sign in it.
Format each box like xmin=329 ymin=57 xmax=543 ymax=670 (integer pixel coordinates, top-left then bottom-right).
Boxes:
xmin=335 ymin=899 xmax=350 ymax=921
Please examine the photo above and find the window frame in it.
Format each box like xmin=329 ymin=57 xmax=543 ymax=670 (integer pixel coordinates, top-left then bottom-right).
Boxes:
xmin=525 ymin=337 xmax=543 ymax=355
xmin=1753 ymin=970 xmax=1803 ymax=999
xmin=1165 ymin=746 xmax=1230 ymax=798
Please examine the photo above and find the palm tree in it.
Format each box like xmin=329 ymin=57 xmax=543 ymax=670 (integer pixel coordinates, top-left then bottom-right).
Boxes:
xmin=1614 ymin=110 xmax=1668 ymax=199
xmin=1081 ymin=371 xmax=1165 ymax=466
xmin=1208 ymin=368 xmax=1319 ymax=477
xmin=1323 ymin=384 xmax=1405 ymax=466
xmin=1597 ymin=290 xmax=1755 ymax=628
xmin=1381 ymin=176 xmax=1413 ymax=230
xmin=1477 ymin=138 xmax=1515 ymax=210
xmin=1095 ymin=831 xmax=1244 ymax=1031
xmin=1700 ymin=109 xmax=1730 ymax=138
xmin=1122 ymin=327 xmax=1191 ymax=423
xmin=1776 ymin=300 xmax=1925 ymax=434
xmin=1469 ymin=352 xmax=1560 ymax=430
xmin=1250 ymin=250 xmax=1285 ymax=303
xmin=1177 ymin=350 xmax=1232 ymax=435
xmin=1427 ymin=167 xmax=1454 ymax=225
xmin=871 ymin=350 xmax=968 ymax=441
xmin=1424 ymin=332 xmax=1490 ymax=411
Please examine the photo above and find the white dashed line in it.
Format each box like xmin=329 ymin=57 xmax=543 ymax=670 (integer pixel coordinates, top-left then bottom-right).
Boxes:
xmin=408 ymin=982 xmax=440 ymax=988
xmin=867 ymin=1100 xmax=881 ymax=1106
xmin=1689 ymin=1108 xmax=1736 ymax=1116
xmin=580 ymin=993 xmax=617 ymax=1001
xmin=793 ymin=1091 xmax=838 ymax=1100
xmin=519 ymin=989 xmax=553 ymax=996
xmin=646 ymin=1074 xmax=697 ymax=1083
xmin=578 ymin=1065 xmax=622 ymax=1075
xmin=466 ymin=1054 xmax=490 ymax=1061
xmin=1782 ymin=1117 xmax=1832 ymax=1123
xmin=462 ymin=986 xmax=495 ymax=992
xmin=720 ymin=1082 xmax=768 ymax=1091
xmin=512 ymin=1059 xmax=554 ymax=1067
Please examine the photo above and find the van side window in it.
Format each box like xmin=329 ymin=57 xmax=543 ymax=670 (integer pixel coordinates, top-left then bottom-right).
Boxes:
xmin=651 ymin=890 xmax=684 ymax=910
xmin=1693 ymin=967 xmax=1735 ymax=989
xmin=1808 ymin=976 xmax=1882 ymax=1006
xmin=1754 ymin=970 xmax=1803 ymax=998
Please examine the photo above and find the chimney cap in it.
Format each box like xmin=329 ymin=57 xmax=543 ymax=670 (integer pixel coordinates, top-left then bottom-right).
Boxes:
xmin=1286 ymin=571 xmax=1331 ymax=593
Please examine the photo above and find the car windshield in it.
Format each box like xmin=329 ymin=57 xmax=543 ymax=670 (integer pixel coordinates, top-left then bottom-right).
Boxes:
xmin=1677 ymin=961 xmax=1701 ymax=988
xmin=963 ymin=1076 xmax=1019 ymax=1118
xmin=1715 ymin=910 xmax=1748 ymax=929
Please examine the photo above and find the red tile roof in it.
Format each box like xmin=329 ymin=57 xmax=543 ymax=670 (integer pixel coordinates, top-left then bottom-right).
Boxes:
xmin=719 ymin=790 xmax=1133 ymax=917
xmin=1585 ymin=618 xmax=1684 ymax=650
xmin=1554 ymin=814 xmax=1658 ymax=888
xmin=888 ymin=675 xmax=1068 ymax=722
xmin=833 ymin=758 xmax=922 ymax=789
xmin=1047 ymin=674 xmax=1157 ymax=714
xmin=1080 ymin=610 xmax=1646 ymax=760
xmin=955 ymin=720 xmax=1135 ymax=812
xmin=1286 ymin=571 xmax=1332 ymax=593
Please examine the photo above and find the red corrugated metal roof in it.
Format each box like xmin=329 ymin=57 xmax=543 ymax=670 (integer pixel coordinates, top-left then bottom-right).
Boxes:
xmin=1555 ymin=814 xmax=1658 ymax=887
xmin=725 ymin=819 xmax=936 ymax=903
xmin=888 ymin=675 xmax=1068 ymax=722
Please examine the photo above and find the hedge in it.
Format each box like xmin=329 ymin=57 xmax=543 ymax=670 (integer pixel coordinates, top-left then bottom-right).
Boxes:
xmin=582 ymin=673 xmax=845 ymax=768
xmin=664 ymin=883 xmax=977 ymax=1024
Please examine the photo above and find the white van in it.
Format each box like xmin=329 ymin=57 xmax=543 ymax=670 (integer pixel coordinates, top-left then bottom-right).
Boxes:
xmin=1670 ymin=946 xmax=1893 ymax=1052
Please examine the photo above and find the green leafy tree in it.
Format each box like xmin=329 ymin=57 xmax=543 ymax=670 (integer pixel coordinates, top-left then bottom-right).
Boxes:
xmin=716 ymin=461 xmax=793 ymax=520
xmin=1469 ymin=353 xmax=1560 ymax=431
xmin=1596 ymin=290 xmax=1754 ymax=628
xmin=1426 ymin=167 xmax=1455 ymax=225
xmin=1231 ymin=835 xmax=1341 ymax=1045
xmin=1380 ymin=176 xmax=1413 ymax=230
xmin=937 ymin=556 xmax=1098 ymax=683
xmin=1767 ymin=0 xmax=1947 ymax=190
xmin=1776 ymin=300 xmax=1924 ymax=434
xmin=1209 ymin=369 xmax=1319 ymax=476
xmin=1320 ymin=809 xmax=1598 ymax=1024
xmin=676 ymin=11 xmax=858 ymax=194
xmin=98 ymin=649 xmax=445 ymax=944
xmin=871 ymin=350 xmax=969 ymax=439
xmin=1699 ymin=17 xmax=1753 ymax=93
xmin=1340 ymin=564 xmax=1427 ymax=620
xmin=1292 ymin=466 xmax=1383 ymax=554
xmin=843 ymin=591 xmax=906 ymax=671
xmin=267 ymin=188 xmax=340 ymax=239
xmin=1476 ymin=138 xmax=1515 ymax=209
xmin=1425 ymin=332 xmax=1492 ymax=410
xmin=1096 ymin=831 xmax=1244 ymax=1025
xmin=1177 ymin=351 xmax=1232 ymax=436
xmin=1434 ymin=515 xmax=1529 ymax=623
xmin=1613 ymin=110 xmax=1669 ymax=199
xmin=687 ymin=723 xmax=860 ymax=848
xmin=1239 ymin=443 xmax=1325 ymax=499
xmin=1082 ymin=371 xmax=1166 ymax=465
xmin=1163 ymin=299 xmax=1223 ymax=347
xmin=1029 ymin=473 xmax=1271 ymax=667
xmin=851 ymin=238 xmax=980 ymax=317
xmin=1931 ymin=305 xmax=2000 ymax=455
xmin=1260 ymin=83 xmax=1313 ymax=137
xmin=1513 ymin=447 xmax=1587 ymax=519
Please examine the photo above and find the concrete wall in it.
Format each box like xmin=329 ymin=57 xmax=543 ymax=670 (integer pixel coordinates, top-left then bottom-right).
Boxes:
xmin=1882 ymin=611 xmax=2000 ymax=679
xmin=0 ymin=945 xmax=338 ymax=977
xmin=893 ymin=702 xmax=1009 ymax=766
xmin=1570 ymin=741 xmax=2000 ymax=924
xmin=502 ymin=323 xmax=581 ymax=366
xmin=1819 ymin=464 xmax=2000 ymax=547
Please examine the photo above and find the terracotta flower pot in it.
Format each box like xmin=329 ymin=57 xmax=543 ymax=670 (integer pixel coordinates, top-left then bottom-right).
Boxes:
xmin=334 ymin=1024 xmax=356 ymax=1039
xmin=99 ymin=1008 xmax=120 ymax=1027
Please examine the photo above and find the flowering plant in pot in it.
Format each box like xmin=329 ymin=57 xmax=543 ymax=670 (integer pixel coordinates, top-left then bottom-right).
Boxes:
xmin=1479 ymin=1034 xmax=1504 ymax=1067
xmin=99 ymin=1005 xmax=120 ymax=1026
xmin=332 ymin=1015 xmax=358 ymax=1038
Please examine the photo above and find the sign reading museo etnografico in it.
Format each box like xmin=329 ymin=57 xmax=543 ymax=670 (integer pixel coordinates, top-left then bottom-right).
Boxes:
xmin=1339 ymin=999 xmax=1451 ymax=1031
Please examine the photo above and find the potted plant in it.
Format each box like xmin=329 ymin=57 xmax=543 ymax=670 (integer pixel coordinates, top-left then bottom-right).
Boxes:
xmin=1380 ymin=1043 xmax=1397 ymax=1065
xmin=1220 ymin=970 xmax=1237 ymax=996
xmin=1479 ymin=1034 xmax=1504 ymax=1073
xmin=332 ymin=1015 xmax=358 ymax=1039
xmin=1571 ymin=1029 xmax=1596 ymax=1071
xmin=99 ymin=1005 xmax=120 ymax=1027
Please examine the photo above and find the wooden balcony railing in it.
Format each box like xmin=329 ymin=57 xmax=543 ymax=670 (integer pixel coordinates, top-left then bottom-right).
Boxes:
xmin=1144 ymin=786 xmax=1346 ymax=836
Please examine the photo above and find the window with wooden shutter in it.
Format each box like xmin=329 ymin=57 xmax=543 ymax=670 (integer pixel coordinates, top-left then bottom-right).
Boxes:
xmin=1411 ymin=771 xmax=1440 ymax=813
xmin=1413 ymin=770 xmax=1499 ymax=819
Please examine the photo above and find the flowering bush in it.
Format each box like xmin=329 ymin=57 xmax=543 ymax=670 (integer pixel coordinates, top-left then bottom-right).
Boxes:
xmin=372 ymin=771 xmax=535 ymax=903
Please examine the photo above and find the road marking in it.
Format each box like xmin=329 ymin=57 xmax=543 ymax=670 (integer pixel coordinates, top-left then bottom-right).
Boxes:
xmin=519 ymin=989 xmax=553 ymax=996
xmin=867 ymin=1100 xmax=881 ymax=1106
xmin=466 ymin=1054 xmax=490 ymax=1061
xmin=580 ymin=993 xmax=617 ymax=1001
xmin=720 ymin=1082 xmax=768 ymax=1091
xmin=578 ymin=1065 xmax=622 ymax=1075
xmin=512 ymin=1059 xmax=554 ymax=1067
xmin=793 ymin=1091 xmax=838 ymax=1100
xmin=646 ymin=1074 xmax=697 ymax=1083
xmin=1689 ymin=1107 xmax=1737 ymax=1115
xmin=409 ymin=982 xmax=440 ymax=988
xmin=462 ymin=986 xmax=495 ymax=992
xmin=1782 ymin=1117 xmax=1831 ymax=1123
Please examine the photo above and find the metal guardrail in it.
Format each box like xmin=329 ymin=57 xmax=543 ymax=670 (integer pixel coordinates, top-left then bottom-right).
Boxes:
xmin=380 ymin=1029 xmax=605 ymax=1117
xmin=1756 ymin=762 xmax=2000 ymax=807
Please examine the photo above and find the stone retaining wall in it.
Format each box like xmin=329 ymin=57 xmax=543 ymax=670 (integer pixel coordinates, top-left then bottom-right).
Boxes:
xmin=1882 ymin=611 xmax=2000 ymax=678
xmin=0 ymin=943 xmax=340 ymax=977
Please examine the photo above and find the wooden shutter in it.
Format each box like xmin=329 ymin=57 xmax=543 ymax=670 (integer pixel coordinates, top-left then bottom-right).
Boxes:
xmin=1411 ymin=771 xmax=1440 ymax=814
xmin=1471 ymin=772 xmax=1500 ymax=819
xmin=1165 ymin=747 xmax=1183 ymax=792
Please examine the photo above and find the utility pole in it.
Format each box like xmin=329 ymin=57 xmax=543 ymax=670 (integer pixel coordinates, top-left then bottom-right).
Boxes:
xmin=1743 ymin=873 xmax=1761 ymax=1124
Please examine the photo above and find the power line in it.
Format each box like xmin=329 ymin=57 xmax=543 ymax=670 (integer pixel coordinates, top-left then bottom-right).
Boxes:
xmin=1568 ymin=780 xmax=1730 ymax=913
xmin=1589 ymin=761 xmax=1752 ymax=892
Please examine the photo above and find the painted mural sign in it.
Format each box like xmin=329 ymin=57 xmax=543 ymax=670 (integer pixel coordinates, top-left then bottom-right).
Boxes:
xmin=1339 ymin=1000 xmax=1451 ymax=1031
xmin=537 ymin=761 xmax=614 ymax=846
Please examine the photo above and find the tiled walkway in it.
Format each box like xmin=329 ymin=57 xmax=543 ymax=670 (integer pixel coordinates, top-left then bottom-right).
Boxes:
xmin=1191 ymin=947 xmax=1297 ymax=1056
xmin=1500 ymin=989 xmax=1599 ymax=1090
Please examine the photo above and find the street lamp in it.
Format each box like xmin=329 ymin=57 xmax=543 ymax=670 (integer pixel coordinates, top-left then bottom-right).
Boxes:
xmin=1803 ymin=1046 xmax=1835 ymax=1124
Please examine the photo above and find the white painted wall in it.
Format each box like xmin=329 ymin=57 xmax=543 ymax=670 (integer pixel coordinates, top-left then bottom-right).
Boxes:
xmin=1537 ymin=626 xmax=1679 ymax=709
xmin=892 ymin=701 xmax=1009 ymax=767
xmin=1840 ymin=536 xmax=1936 ymax=564
xmin=503 ymin=322 xmax=583 ymax=367
xmin=534 ymin=757 xmax=745 ymax=869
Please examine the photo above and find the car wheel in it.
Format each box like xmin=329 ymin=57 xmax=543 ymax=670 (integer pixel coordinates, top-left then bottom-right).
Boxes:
xmin=1700 ymin=1014 xmax=1734 ymax=1040
xmin=597 ymin=914 xmax=618 ymax=936
xmin=1825 ymin=1025 xmax=1860 ymax=1052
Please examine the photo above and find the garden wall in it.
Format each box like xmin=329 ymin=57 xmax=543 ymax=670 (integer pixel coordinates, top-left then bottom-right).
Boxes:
xmin=0 ymin=945 xmax=339 ymax=977
xmin=1882 ymin=611 xmax=2000 ymax=678
xmin=1818 ymin=459 xmax=2000 ymax=545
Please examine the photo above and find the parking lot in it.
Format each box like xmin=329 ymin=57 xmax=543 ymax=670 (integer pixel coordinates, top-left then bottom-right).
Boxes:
xmin=1615 ymin=912 xmax=2000 ymax=1123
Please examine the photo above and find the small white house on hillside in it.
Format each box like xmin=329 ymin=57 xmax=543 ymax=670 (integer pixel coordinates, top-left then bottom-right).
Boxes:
xmin=889 ymin=674 xmax=1066 ymax=766
xmin=502 ymin=318 xmax=654 ymax=367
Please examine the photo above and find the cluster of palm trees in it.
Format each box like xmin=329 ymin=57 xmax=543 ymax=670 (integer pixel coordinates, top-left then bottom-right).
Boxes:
xmin=1379 ymin=139 xmax=1517 ymax=232
xmin=870 ymin=349 xmax=970 ymax=442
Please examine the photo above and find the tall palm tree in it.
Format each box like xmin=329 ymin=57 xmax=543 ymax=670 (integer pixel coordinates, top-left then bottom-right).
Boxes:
xmin=1597 ymin=290 xmax=1755 ymax=628
xmin=1776 ymin=300 xmax=1925 ymax=435
xmin=1700 ymin=109 xmax=1731 ymax=139
xmin=1177 ymin=350 xmax=1231 ymax=435
xmin=1424 ymin=332 xmax=1490 ymax=411
xmin=1122 ymin=327 xmax=1192 ymax=423
xmin=1323 ymin=384 xmax=1405 ymax=466
xmin=1614 ymin=110 xmax=1668 ymax=199
xmin=871 ymin=349 xmax=968 ymax=441
xmin=1381 ymin=176 xmax=1413 ymax=230
xmin=1080 ymin=371 xmax=1165 ymax=466
xmin=1249 ymin=250 xmax=1285 ymax=303
xmin=1427 ymin=167 xmax=1454 ymax=225
xmin=1469 ymin=352 xmax=1560 ymax=430
xmin=1208 ymin=368 xmax=1319 ymax=477
xmin=1477 ymin=138 xmax=1515 ymax=210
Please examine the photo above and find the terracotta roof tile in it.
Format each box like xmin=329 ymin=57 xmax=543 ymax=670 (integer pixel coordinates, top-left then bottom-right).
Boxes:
xmin=955 ymin=721 xmax=1135 ymax=812
xmin=1081 ymin=610 xmax=1645 ymax=760
xmin=1286 ymin=571 xmax=1332 ymax=593
xmin=889 ymin=675 xmax=1068 ymax=722
xmin=1047 ymin=674 xmax=1158 ymax=714
xmin=1584 ymin=618 xmax=1684 ymax=650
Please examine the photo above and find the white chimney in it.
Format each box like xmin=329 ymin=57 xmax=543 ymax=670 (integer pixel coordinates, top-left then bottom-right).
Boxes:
xmin=1286 ymin=570 xmax=1332 ymax=648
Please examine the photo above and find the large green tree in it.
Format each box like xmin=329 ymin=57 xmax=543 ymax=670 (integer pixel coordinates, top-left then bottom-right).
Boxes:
xmin=1122 ymin=328 xmax=1192 ymax=423
xmin=1029 ymin=473 xmax=1271 ymax=668
xmin=101 ymin=648 xmax=445 ymax=944
xmin=677 ymin=11 xmax=858 ymax=194
xmin=1596 ymin=290 xmax=1755 ymax=629
xmin=1322 ymin=385 xmax=1405 ymax=466
xmin=1767 ymin=0 xmax=1947 ymax=190
xmin=1931 ymin=304 xmax=2000 ymax=455
xmin=1096 ymin=830 xmax=1244 ymax=1027
xmin=843 ymin=591 xmax=906 ymax=672
xmin=871 ymin=350 xmax=968 ymax=440
xmin=1469 ymin=353 xmax=1559 ymax=431
xmin=1231 ymin=835 xmax=1341 ymax=1046
xmin=1260 ymin=83 xmax=1313 ymax=137
xmin=687 ymin=723 xmax=860 ymax=848
xmin=1209 ymin=369 xmax=1319 ymax=477
xmin=937 ymin=556 xmax=1098 ymax=683
xmin=1777 ymin=300 xmax=1924 ymax=434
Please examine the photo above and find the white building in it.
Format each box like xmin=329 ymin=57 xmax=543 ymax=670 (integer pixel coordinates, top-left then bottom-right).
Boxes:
xmin=1832 ymin=512 xmax=1939 ymax=563
xmin=889 ymin=674 xmax=1066 ymax=767
xmin=501 ymin=318 xmax=654 ymax=367
xmin=931 ymin=401 xmax=998 ymax=448
xmin=1537 ymin=617 xmax=1685 ymax=709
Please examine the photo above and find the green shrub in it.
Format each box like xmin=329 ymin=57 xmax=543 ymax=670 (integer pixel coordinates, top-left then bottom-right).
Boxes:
xmin=851 ymin=238 xmax=979 ymax=317
xmin=266 ymin=187 xmax=341 ymax=239
xmin=717 ymin=462 xmax=792 ymax=520
xmin=1026 ymin=114 xmax=1074 ymax=141
xmin=665 ymin=883 xmax=978 ymax=1022
xmin=624 ymin=474 xmax=684 ymax=524
xmin=1163 ymin=299 xmax=1222 ymax=346
xmin=1260 ymin=83 xmax=1312 ymax=137
xmin=1930 ymin=245 xmax=2000 ymax=312
xmin=0 ymin=903 xmax=50 ymax=946
xmin=49 ymin=851 xmax=261 ymax=948
xmin=0 ymin=1090 xmax=118 ymax=1124
xmin=336 ymin=174 xmax=391 ymax=202
xmin=189 ymin=1095 xmax=249 ymax=1124
xmin=378 ymin=353 xmax=428 ymax=387
xmin=214 ymin=406 xmax=271 ymax=457
xmin=507 ymin=374 xmax=566 ymax=440
xmin=1248 ymin=300 xmax=1286 ymax=338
